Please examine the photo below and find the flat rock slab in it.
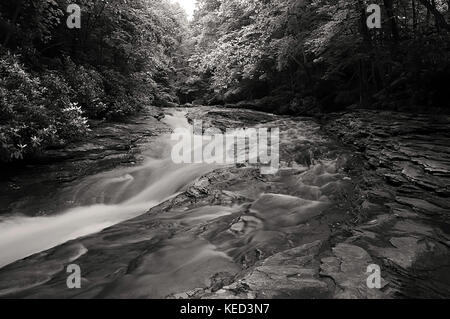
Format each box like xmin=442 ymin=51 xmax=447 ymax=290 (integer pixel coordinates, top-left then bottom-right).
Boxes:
xmin=324 ymin=110 xmax=450 ymax=298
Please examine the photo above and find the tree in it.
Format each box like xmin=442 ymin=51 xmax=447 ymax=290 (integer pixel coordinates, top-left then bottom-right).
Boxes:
xmin=189 ymin=0 xmax=450 ymax=114
xmin=0 ymin=0 xmax=188 ymax=162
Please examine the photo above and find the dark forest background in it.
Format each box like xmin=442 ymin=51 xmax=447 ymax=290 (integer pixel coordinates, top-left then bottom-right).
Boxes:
xmin=1 ymin=0 xmax=449 ymax=162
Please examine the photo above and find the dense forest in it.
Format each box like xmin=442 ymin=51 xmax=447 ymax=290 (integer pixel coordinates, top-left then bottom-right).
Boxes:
xmin=0 ymin=0 xmax=187 ymax=162
xmin=1 ymin=0 xmax=449 ymax=162
xmin=185 ymin=0 xmax=450 ymax=114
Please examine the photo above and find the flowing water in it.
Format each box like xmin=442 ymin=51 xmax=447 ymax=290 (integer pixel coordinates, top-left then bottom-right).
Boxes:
xmin=0 ymin=110 xmax=221 ymax=269
xmin=0 ymin=108 xmax=448 ymax=298
xmin=0 ymin=107 xmax=361 ymax=298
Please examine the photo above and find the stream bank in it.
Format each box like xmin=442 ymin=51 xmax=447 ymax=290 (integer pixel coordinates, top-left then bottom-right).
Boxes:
xmin=322 ymin=110 xmax=450 ymax=298
xmin=0 ymin=107 xmax=448 ymax=299
xmin=0 ymin=107 xmax=167 ymax=217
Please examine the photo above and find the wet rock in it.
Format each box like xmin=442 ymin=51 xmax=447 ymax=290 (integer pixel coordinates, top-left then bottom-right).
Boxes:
xmin=395 ymin=196 xmax=445 ymax=215
xmin=194 ymin=240 xmax=332 ymax=299
xmin=392 ymin=220 xmax=433 ymax=237
xmin=320 ymin=243 xmax=388 ymax=299
xmin=323 ymin=110 xmax=450 ymax=298
xmin=250 ymin=194 xmax=330 ymax=227
xmin=380 ymin=237 xmax=421 ymax=269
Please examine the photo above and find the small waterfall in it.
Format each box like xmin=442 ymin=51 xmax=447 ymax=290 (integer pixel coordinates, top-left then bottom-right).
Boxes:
xmin=0 ymin=110 xmax=218 ymax=269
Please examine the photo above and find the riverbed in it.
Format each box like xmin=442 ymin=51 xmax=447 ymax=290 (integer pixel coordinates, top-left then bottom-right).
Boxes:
xmin=0 ymin=107 xmax=448 ymax=298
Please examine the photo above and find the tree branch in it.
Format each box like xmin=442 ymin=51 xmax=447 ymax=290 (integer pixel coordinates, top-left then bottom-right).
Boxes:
xmin=418 ymin=0 xmax=450 ymax=31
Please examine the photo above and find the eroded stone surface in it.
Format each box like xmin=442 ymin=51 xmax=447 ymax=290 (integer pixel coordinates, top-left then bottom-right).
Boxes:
xmin=320 ymin=243 xmax=388 ymax=299
xmin=324 ymin=110 xmax=450 ymax=298
xmin=0 ymin=108 xmax=449 ymax=299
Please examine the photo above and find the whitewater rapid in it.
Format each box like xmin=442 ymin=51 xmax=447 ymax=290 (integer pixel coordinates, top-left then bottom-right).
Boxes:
xmin=0 ymin=110 xmax=218 ymax=269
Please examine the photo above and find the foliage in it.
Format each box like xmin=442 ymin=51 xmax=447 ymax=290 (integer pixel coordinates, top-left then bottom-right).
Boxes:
xmin=0 ymin=0 xmax=188 ymax=162
xmin=189 ymin=0 xmax=450 ymax=114
xmin=0 ymin=51 xmax=89 ymax=161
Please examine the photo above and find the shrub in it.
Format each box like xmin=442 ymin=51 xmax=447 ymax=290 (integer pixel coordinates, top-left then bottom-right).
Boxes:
xmin=0 ymin=52 xmax=89 ymax=162
xmin=63 ymin=58 xmax=107 ymax=119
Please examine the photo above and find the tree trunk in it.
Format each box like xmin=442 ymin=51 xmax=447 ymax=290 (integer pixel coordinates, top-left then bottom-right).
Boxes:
xmin=383 ymin=0 xmax=400 ymax=42
xmin=357 ymin=0 xmax=371 ymax=44
xmin=412 ymin=0 xmax=417 ymax=33
xmin=359 ymin=59 xmax=369 ymax=108
xmin=3 ymin=0 xmax=23 ymax=47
